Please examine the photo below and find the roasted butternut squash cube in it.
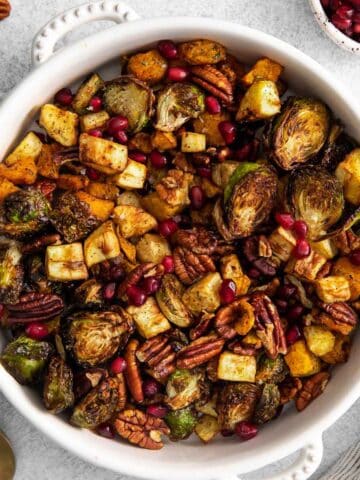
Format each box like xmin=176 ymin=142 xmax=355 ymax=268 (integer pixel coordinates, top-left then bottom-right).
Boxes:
xmin=335 ymin=148 xmax=360 ymax=206
xmin=195 ymin=415 xmax=220 ymax=443
xmin=80 ymin=110 xmax=110 ymax=132
xmin=0 ymin=178 xmax=19 ymax=203
xmin=84 ymin=221 xmax=120 ymax=268
xmin=128 ymin=132 xmax=152 ymax=153
xmin=46 ymin=243 xmax=88 ymax=281
xmin=111 ymin=160 xmax=147 ymax=190
xmin=217 ymin=351 xmax=257 ymax=382
xmin=181 ymin=132 xmax=206 ymax=153
xmin=242 ymin=57 xmax=284 ymax=87
xmin=5 ymin=132 xmax=43 ymax=165
xmin=151 ymin=130 xmax=177 ymax=151
xmin=220 ymin=254 xmax=251 ymax=296
xmin=284 ymin=340 xmax=321 ymax=377
xmin=304 ymin=325 xmax=335 ymax=357
xmin=269 ymin=227 xmax=297 ymax=262
xmin=141 ymin=191 xmax=184 ymax=221
xmin=75 ymin=191 xmax=114 ymax=222
xmin=321 ymin=334 xmax=351 ymax=365
xmin=36 ymin=144 xmax=62 ymax=179
xmin=314 ymin=275 xmax=351 ymax=303
xmin=72 ymin=73 xmax=104 ymax=114
xmin=193 ymin=111 xmax=230 ymax=146
xmin=113 ymin=205 xmax=157 ymax=238
xmin=182 ymin=272 xmax=222 ymax=315
xmin=127 ymin=49 xmax=168 ymax=84
xmin=79 ymin=133 xmax=128 ymax=174
xmin=85 ymin=182 xmax=119 ymax=201
xmin=333 ymin=257 xmax=360 ymax=301
xmin=56 ymin=174 xmax=89 ymax=191
xmin=136 ymin=233 xmax=171 ymax=263
xmin=127 ymin=297 xmax=171 ymax=339
xmin=179 ymin=40 xmax=226 ymax=65
xmin=39 ymin=104 xmax=79 ymax=146
xmin=236 ymin=80 xmax=281 ymax=122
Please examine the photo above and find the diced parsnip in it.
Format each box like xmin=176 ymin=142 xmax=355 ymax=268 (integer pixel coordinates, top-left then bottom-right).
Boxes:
xmin=111 ymin=160 xmax=147 ymax=189
xmin=199 ymin=177 xmax=221 ymax=198
xmin=72 ymin=73 xmax=104 ymax=114
xmin=333 ymin=257 xmax=360 ymax=301
xmin=5 ymin=132 xmax=43 ymax=165
xmin=79 ymin=133 xmax=128 ymax=174
xmin=335 ymin=148 xmax=360 ymax=206
xmin=128 ymin=132 xmax=153 ymax=153
xmin=181 ymin=132 xmax=206 ymax=153
xmin=113 ymin=205 xmax=157 ymax=238
xmin=127 ymin=297 xmax=171 ymax=339
xmin=36 ymin=144 xmax=62 ymax=179
xmin=116 ymin=230 xmax=137 ymax=263
xmin=304 ymin=325 xmax=335 ymax=357
xmin=84 ymin=221 xmax=120 ymax=268
xmin=75 ymin=191 xmax=114 ymax=221
xmin=80 ymin=110 xmax=110 ymax=132
xmin=321 ymin=334 xmax=351 ymax=365
xmin=151 ymin=130 xmax=177 ymax=151
xmin=285 ymin=250 xmax=327 ymax=281
xmin=85 ymin=182 xmax=119 ymax=201
xmin=236 ymin=80 xmax=281 ymax=122
xmin=117 ymin=191 xmax=142 ymax=207
xmin=195 ymin=393 xmax=218 ymax=418
xmin=46 ymin=243 xmax=88 ymax=281
xmin=310 ymin=239 xmax=338 ymax=260
xmin=39 ymin=104 xmax=79 ymax=147
xmin=211 ymin=161 xmax=240 ymax=189
xmin=0 ymin=178 xmax=19 ymax=203
xmin=314 ymin=275 xmax=351 ymax=303
xmin=141 ymin=191 xmax=184 ymax=221
xmin=182 ymin=273 xmax=222 ymax=315
xmin=193 ymin=111 xmax=230 ymax=146
xmin=284 ymin=340 xmax=321 ymax=377
xmin=269 ymin=227 xmax=297 ymax=262
xmin=56 ymin=174 xmax=89 ymax=191
xmin=195 ymin=415 xmax=220 ymax=443
xmin=217 ymin=351 xmax=257 ymax=382
xmin=136 ymin=233 xmax=171 ymax=263
xmin=242 ymin=57 xmax=284 ymax=87
xmin=220 ymin=254 xmax=251 ymax=296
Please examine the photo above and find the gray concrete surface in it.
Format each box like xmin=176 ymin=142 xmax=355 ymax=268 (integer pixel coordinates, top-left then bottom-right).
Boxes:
xmin=0 ymin=0 xmax=359 ymax=479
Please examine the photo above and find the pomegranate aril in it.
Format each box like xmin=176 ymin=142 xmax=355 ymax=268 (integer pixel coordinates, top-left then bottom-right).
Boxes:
xmin=107 ymin=115 xmax=129 ymax=134
xmin=110 ymin=265 xmax=124 ymax=281
xmin=220 ymin=279 xmax=237 ymax=304
xmin=205 ymin=96 xmax=221 ymax=114
xmin=321 ymin=0 xmax=330 ymax=7
xmin=110 ymin=356 xmax=127 ymax=374
xmin=336 ymin=4 xmax=354 ymax=17
xmin=235 ymin=143 xmax=253 ymax=161
xmin=353 ymin=21 xmax=360 ymax=32
xmin=143 ymin=378 xmax=161 ymax=398
xmin=126 ymin=285 xmax=147 ymax=306
xmin=86 ymin=167 xmax=101 ymax=180
xmin=349 ymin=249 xmax=360 ymax=265
xmin=287 ymin=305 xmax=305 ymax=321
xmin=330 ymin=0 xmax=343 ymax=10
xmin=25 ymin=322 xmax=49 ymax=340
xmin=129 ymin=150 xmax=147 ymax=164
xmin=331 ymin=13 xmax=352 ymax=29
xmin=286 ymin=325 xmax=302 ymax=346
xmin=89 ymin=96 xmax=102 ymax=112
xmin=277 ymin=284 xmax=297 ymax=299
xmin=167 ymin=66 xmax=189 ymax=82
xmin=150 ymin=150 xmax=167 ymax=169
xmin=189 ymin=185 xmax=206 ymax=210
xmin=96 ymin=423 xmax=115 ymax=439
xmin=146 ymin=404 xmax=168 ymax=418
xmin=293 ymin=220 xmax=308 ymax=239
xmin=348 ymin=0 xmax=360 ymax=8
xmin=54 ymin=88 xmax=73 ymax=106
xmin=275 ymin=212 xmax=295 ymax=230
xmin=113 ymin=129 xmax=128 ymax=144
xmin=162 ymin=255 xmax=175 ymax=273
xmin=197 ymin=167 xmax=212 ymax=179
xmin=158 ymin=219 xmax=178 ymax=237
xmin=353 ymin=11 xmax=360 ymax=21
xmin=141 ymin=276 xmax=161 ymax=295
xmin=293 ymin=239 xmax=311 ymax=259
xmin=218 ymin=121 xmax=237 ymax=145
xmin=235 ymin=421 xmax=258 ymax=441
xmin=157 ymin=40 xmax=178 ymax=59
xmin=88 ymin=128 xmax=103 ymax=138
xmin=103 ymin=282 xmax=116 ymax=301
xmin=275 ymin=299 xmax=288 ymax=313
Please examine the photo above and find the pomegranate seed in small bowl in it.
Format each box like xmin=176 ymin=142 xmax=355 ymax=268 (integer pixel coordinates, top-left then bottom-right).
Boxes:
xmin=157 ymin=40 xmax=178 ymax=59
xmin=162 ymin=255 xmax=175 ymax=273
xmin=54 ymin=88 xmax=73 ymax=106
xmin=25 ymin=322 xmax=49 ymax=340
xmin=110 ymin=357 xmax=127 ymax=374
xmin=275 ymin=212 xmax=295 ymax=230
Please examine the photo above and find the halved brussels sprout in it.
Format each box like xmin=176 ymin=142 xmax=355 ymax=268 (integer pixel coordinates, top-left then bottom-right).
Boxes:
xmin=43 ymin=356 xmax=74 ymax=413
xmin=64 ymin=310 xmax=133 ymax=367
xmin=286 ymin=167 xmax=344 ymax=240
xmin=318 ymin=122 xmax=355 ymax=171
xmin=103 ymin=77 xmax=154 ymax=132
xmin=165 ymin=406 xmax=197 ymax=440
xmin=155 ymin=83 xmax=205 ymax=132
xmin=1 ymin=335 xmax=53 ymax=384
xmin=265 ymin=97 xmax=331 ymax=171
xmin=4 ymin=189 xmax=50 ymax=224
xmin=156 ymin=274 xmax=193 ymax=328
xmin=0 ymin=239 xmax=23 ymax=304
xmin=253 ymin=383 xmax=280 ymax=424
xmin=255 ymin=355 xmax=289 ymax=385
xmin=165 ymin=368 xmax=205 ymax=410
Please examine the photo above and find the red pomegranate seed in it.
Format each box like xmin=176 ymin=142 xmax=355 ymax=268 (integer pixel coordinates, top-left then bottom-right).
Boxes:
xmin=293 ymin=239 xmax=311 ymax=259
xmin=219 ymin=279 xmax=237 ymax=304
xmin=293 ymin=220 xmax=308 ymax=239
xmin=248 ymin=268 xmax=260 ymax=279
xmin=96 ymin=423 xmax=115 ymax=439
xmin=218 ymin=121 xmax=237 ymax=145
xmin=167 ymin=66 xmax=189 ymax=82
xmin=197 ymin=167 xmax=212 ymax=179
xmin=103 ymin=282 xmax=116 ymax=301
xmin=286 ymin=325 xmax=302 ymax=346
xmin=88 ymin=128 xmax=103 ymax=138
xmin=143 ymin=378 xmax=161 ymax=398
xmin=113 ymin=129 xmax=128 ymax=144
xmin=129 ymin=150 xmax=147 ymax=164
xmin=321 ymin=0 xmax=330 ymax=7
xmin=107 ymin=116 xmax=129 ymax=135
xmin=86 ymin=167 xmax=101 ymax=180
xmin=332 ymin=13 xmax=352 ymax=29
xmin=25 ymin=322 xmax=49 ymax=340
xmin=353 ymin=11 xmax=360 ymax=21
xmin=126 ymin=285 xmax=147 ymax=306
xmin=221 ymin=429 xmax=235 ymax=437
xmin=189 ymin=185 xmax=206 ymax=210
xmin=162 ymin=255 xmax=175 ymax=273
xmin=158 ymin=219 xmax=178 ymax=237
xmin=275 ymin=299 xmax=288 ymax=313
xmin=353 ymin=21 xmax=360 ymax=32
xmin=141 ymin=276 xmax=161 ymax=295
xmin=348 ymin=0 xmax=360 ymax=8
xmin=89 ymin=96 xmax=102 ymax=112
xmin=337 ymin=4 xmax=354 ymax=17
xmin=146 ymin=404 xmax=169 ymax=418
xmin=349 ymin=249 xmax=360 ymax=265
xmin=205 ymin=96 xmax=221 ymax=114
xmin=110 ymin=356 xmax=127 ymax=374
xmin=235 ymin=143 xmax=253 ymax=161
xmin=235 ymin=421 xmax=258 ymax=441
xmin=157 ymin=40 xmax=178 ymax=59
xmin=150 ymin=150 xmax=167 ymax=169
xmin=54 ymin=88 xmax=73 ymax=106
xmin=275 ymin=212 xmax=295 ymax=230
xmin=330 ymin=0 xmax=343 ymax=10
xmin=287 ymin=305 xmax=305 ymax=321
xmin=277 ymin=284 xmax=297 ymax=299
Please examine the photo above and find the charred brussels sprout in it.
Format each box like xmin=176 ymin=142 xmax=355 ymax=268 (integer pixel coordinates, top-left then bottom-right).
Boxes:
xmin=155 ymin=83 xmax=205 ymax=132
xmin=165 ymin=368 xmax=205 ymax=410
xmin=0 ymin=240 xmax=23 ymax=304
xmin=43 ymin=356 xmax=74 ymax=413
xmin=1 ymin=336 xmax=53 ymax=384
xmin=255 ymin=355 xmax=288 ymax=385
xmin=70 ymin=377 xmax=119 ymax=428
xmin=156 ymin=274 xmax=192 ymax=328
xmin=253 ymin=383 xmax=280 ymax=425
xmin=4 ymin=189 xmax=50 ymax=224
xmin=103 ymin=77 xmax=154 ymax=132
xmin=318 ymin=122 xmax=355 ymax=171
xmin=216 ymin=383 xmax=261 ymax=431
xmin=265 ymin=97 xmax=331 ymax=171
xmin=165 ymin=406 xmax=197 ymax=440
xmin=64 ymin=310 xmax=133 ymax=367
xmin=286 ymin=167 xmax=344 ymax=240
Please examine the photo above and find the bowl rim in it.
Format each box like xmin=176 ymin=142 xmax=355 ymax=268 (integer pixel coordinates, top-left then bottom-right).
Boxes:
xmin=308 ymin=0 xmax=360 ymax=55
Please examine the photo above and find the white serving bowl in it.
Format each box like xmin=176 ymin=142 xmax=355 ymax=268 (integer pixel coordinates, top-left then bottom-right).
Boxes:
xmin=0 ymin=2 xmax=360 ymax=480
xmin=309 ymin=0 xmax=360 ymax=55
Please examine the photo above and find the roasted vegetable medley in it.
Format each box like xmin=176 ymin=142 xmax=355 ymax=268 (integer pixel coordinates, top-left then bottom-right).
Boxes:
xmin=1 ymin=38 xmax=360 ymax=450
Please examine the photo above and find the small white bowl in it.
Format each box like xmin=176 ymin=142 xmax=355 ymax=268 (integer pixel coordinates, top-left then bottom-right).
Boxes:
xmin=309 ymin=0 xmax=360 ymax=55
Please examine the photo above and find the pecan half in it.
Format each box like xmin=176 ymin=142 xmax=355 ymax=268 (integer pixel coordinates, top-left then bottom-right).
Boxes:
xmin=190 ymin=312 xmax=214 ymax=340
xmin=333 ymin=229 xmax=360 ymax=255
xmin=115 ymin=373 xmax=127 ymax=412
xmin=296 ymin=372 xmax=330 ymax=412
xmin=118 ymin=263 xmax=156 ymax=297
xmin=124 ymin=339 xmax=144 ymax=403
xmin=114 ymin=408 xmax=169 ymax=450
xmin=22 ymin=233 xmax=61 ymax=255
xmin=176 ymin=336 xmax=224 ymax=369
xmin=136 ymin=334 xmax=176 ymax=381
xmin=173 ymin=246 xmax=215 ymax=285
xmin=6 ymin=292 xmax=64 ymax=325
xmin=0 ymin=0 xmax=10 ymax=20
xmin=279 ymin=377 xmax=302 ymax=405
xmin=191 ymin=65 xmax=234 ymax=104
xmin=317 ymin=301 xmax=358 ymax=335
xmin=242 ymin=236 xmax=278 ymax=276
xmin=173 ymin=226 xmax=218 ymax=255
xmin=250 ymin=292 xmax=287 ymax=359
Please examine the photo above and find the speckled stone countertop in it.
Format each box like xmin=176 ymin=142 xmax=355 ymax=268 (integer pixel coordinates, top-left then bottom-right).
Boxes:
xmin=0 ymin=1 xmax=359 ymax=479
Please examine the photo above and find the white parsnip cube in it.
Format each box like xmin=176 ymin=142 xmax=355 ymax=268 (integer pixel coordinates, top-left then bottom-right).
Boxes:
xmin=46 ymin=243 xmax=88 ymax=281
xmin=217 ymin=351 xmax=256 ymax=382
xmin=80 ymin=110 xmax=110 ymax=132
xmin=5 ymin=132 xmax=43 ymax=165
xmin=220 ymin=254 xmax=250 ymax=296
xmin=181 ymin=132 xmax=206 ymax=153
xmin=39 ymin=104 xmax=79 ymax=147
xmin=182 ymin=273 xmax=222 ymax=315
xmin=79 ymin=133 xmax=128 ymax=174
xmin=195 ymin=415 xmax=220 ymax=443
xmin=304 ymin=325 xmax=335 ymax=357
xmin=127 ymin=297 xmax=171 ymax=339
xmin=84 ymin=221 xmax=120 ymax=268
xmin=269 ymin=227 xmax=297 ymax=262
xmin=136 ymin=233 xmax=171 ymax=263
xmin=236 ymin=80 xmax=281 ymax=122
xmin=314 ymin=275 xmax=351 ymax=303
xmin=111 ymin=160 xmax=147 ymax=189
